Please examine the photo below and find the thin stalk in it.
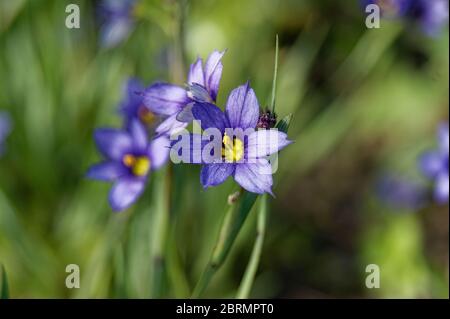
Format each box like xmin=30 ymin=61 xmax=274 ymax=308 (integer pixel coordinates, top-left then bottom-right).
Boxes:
xmin=271 ymin=34 xmax=279 ymax=113
xmin=191 ymin=190 xmax=258 ymax=298
xmin=236 ymin=195 xmax=267 ymax=298
xmin=0 ymin=264 xmax=9 ymax=299
xmin=150 ymin=166 xmax=171 ymax=297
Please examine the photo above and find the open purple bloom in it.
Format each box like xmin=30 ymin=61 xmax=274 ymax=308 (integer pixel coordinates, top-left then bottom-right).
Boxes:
xmin=190 ymin=82 xmax=292 ymax=195
xmin=87 ymin=120 xmax=170 ymax=211
xmin=118 ymin=78 xmax=159 ymax=130
xmin=143 ymin=50 xmax=225 ymax=136
xmin=419 ymin=123 xmax=449 ymax=204
xmin=410 ymin=0 xmax=449 ymax=36
xmin=97 ymin=0 xmax=137 ymax=48
xmin=0 ymin=111 xmax=12 ymax=156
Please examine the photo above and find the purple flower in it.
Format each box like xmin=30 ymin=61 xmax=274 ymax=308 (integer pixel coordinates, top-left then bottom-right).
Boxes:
xmin=410 ymin=0 xmax=449 ymax=36
xmin=189 ymin=82 xmax=292 ymax=195
xmin=376 ymin=174 xmax=426 ymax=210
xmin=143 ymin=50 xmax=225 ymax=136
xmin=419 ymin=123 xmax=449 ymax=204
xmin=0 ymin=111 xmax=11 ymax=156
xmin=118 ymin=78 xmax=159 ymax=130
xmin=98 ymin=0 xmax=137 ymax=48
xmin=87 ymin=120 xmax=170 ymax=211
xmin=362 ymin=0 xmax=412 ymax=18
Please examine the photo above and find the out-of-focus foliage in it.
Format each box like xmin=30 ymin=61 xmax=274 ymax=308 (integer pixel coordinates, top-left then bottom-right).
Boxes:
xmin=0 ymin=0 xmax=448 ymax=298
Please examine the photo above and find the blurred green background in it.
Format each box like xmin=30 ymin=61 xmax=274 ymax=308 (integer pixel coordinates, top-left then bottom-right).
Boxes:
xmin=0 ymin=0 xmax=448 ymax=298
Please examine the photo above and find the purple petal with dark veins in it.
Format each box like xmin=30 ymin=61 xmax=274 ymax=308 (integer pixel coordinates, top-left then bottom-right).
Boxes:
xmin=247 ymin=129 xmax=292 ymax=158
xmin=192 ymin=102 xmax=229 ymax=132
xmin=225 ymin=82 xmax=259 ymax=129
xmin=201 ymin=163 xmax=235 ymax=188
xmin=204 ymin=50 xmax=225 ymax=101
xmin=143 ymin=83 xmax=189 ymax=116
xmin=234 ymin=159 xmax=273 ymax=195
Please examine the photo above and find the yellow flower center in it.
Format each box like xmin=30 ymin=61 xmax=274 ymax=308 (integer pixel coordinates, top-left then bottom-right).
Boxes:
xmin=138 ymin=106 xmax=156 ymax=125
xmin=377 ymin=0 xmax=399 ymax=16
xmin=222 ymin=134 xmax=244 ymax=162
xmin=123 ymin=154 xmax=151 ymax=176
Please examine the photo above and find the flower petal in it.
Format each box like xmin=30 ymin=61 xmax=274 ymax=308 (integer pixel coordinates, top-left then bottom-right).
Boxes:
xmin=225 ymin=82 xmax=259 ymax=129
xmin=187 ymin=57 xmax=205 ymax=87
xmin=129 ymin=119 xmax=148 ymax=151
xmin=247 ymin=129 xmax=292 ymax=158
xmin=155 ymin=113 xmax=188 ymax=136
xmin=119 ymin=78 xmax=144 ymax=125
xmin=94 ymin=128 xmax=133 ymax=160
xmin=204 ymin=50 xmax=225 ymax=101
xmin=176 ymin=103 xmax=195 ymax=122
xmin=143 ymin=83 xmax=189 ymax=116
xmin=109 ymin=177 xmax=146 ymax=212
xmin=438 ymin=122 xmax=449 ymax=153
xmin=86 ymin=161 xmax=127 ymax=181
xmin=419 ymin=151 xmax=442 ymax=178
xmin=192 ymin=102 xmax=229 ymax=132
xmin=201 ymin=163 xmax=235 ymax=188
xmin=100 ymin=18 xmax=134 ymax=48
xmin=234 ymin=159 xmax=274 ymax=195
xmin=149 ymin=135 xmax=170 ymax=170
xmin=434 ymin=172 xmax=449 ymax=204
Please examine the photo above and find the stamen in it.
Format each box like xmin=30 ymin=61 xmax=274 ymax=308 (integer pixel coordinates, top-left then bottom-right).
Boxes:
xmin=138 ymin=106 xmax=156 ymax=125
xmin=222 ymin=134 xmax=244 ymax=162
xmin=122 ymin=154 xmax=151 ymax=176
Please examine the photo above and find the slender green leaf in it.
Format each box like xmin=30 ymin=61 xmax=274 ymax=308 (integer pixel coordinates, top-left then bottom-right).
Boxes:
xmin=0 ymin=264 xmax=9 ymax=299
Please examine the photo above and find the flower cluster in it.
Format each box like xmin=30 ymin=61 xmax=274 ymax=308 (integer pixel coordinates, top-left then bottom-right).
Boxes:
xmin=143 ymin=51 xmax=292 ymax=195
xmin=87 ymin=79 xmax=170 ymax=212
xmin=363 ymin=0 xmax=449 ymax=36
xmin=88 ymin=50 xmax=292 ymax=211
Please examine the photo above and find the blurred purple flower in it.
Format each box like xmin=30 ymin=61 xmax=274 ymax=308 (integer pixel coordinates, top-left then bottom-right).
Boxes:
xmin=376 ymin=174 xmax=426 ymax=210
xmin=410 ymin=0 xmax=449 ymax=36
xmin=191 ymin=82 xmax=292 ymax=195
xmin=87 ymin=120 xmax=169 ymax=211
xmin=119 ymin=78 xmax=159 ymax=130
xmin=98 ymin=0 xmax=137 ymax=48
xmin=143 ymin=50 xmax=225 ymax=136
xmin=362 ymin=0 xmax=412 ymax=18
xmin=419 ymin=123 xmax=449 ymax=204
xmin=0 ymin=111 xmax=12 ymax=156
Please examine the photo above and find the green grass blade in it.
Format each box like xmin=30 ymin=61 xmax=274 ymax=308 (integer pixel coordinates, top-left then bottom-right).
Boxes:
xmin=1 ymin=264 xmax=9 ymax=299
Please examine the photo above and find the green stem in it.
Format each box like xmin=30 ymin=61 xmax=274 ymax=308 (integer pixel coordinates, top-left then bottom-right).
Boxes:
xmin=271 ymin=34 xmax=279 ymax=113
xmin=0 ymin=264 xmax=9 ymax=299
xmin=236 ymin=195 xmax=268 ymax=298
xmin=150 ymin=166 xmax=171 ymax=297
xmin=191 ymin=190 xmax=258 ymax=298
